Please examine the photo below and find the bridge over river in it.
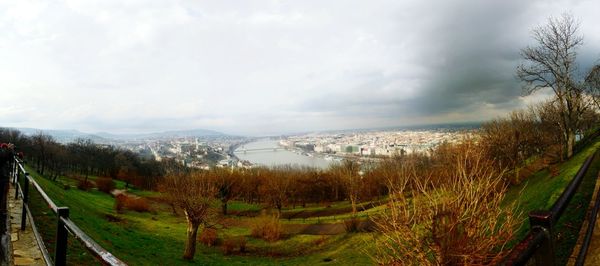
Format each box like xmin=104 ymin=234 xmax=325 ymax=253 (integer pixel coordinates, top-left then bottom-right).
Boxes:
xmin=236 ymin=147 xmax=285 ymax=153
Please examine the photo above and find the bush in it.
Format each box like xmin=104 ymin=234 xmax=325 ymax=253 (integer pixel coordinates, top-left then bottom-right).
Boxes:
xmin=96 ymin=177 xmax=116 ymax=194
xmin=199 ymin=228 xmax=218 ymax=247
xmin=237 ymin=236 xmax=247 ymax=253
xmin=250 ymin=214 xmax=282 ymax=242
xmin=77 ymin=179 xmax=94 ymax=191
xmin=313 ymin=236 xmax=327 ymax=246
xmin=114 ymin=194 xmax=151 ymax=213
xmin=115 ymin=194 xmax=127 ymax=213
xmin=222 ymin=237 xmax=236 ymax=255
xmin=343 ymin=217 xmax=360 ymax=233
xmin=125 ymin=197 xmax=151 ymax=212
xmin=221 ymin=236 xmax=246 ymax=255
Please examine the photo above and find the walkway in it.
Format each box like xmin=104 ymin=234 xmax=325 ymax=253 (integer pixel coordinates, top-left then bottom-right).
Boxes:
xmin=7 ymin=184 xmax=46 ymax=266
xmin=569 ymin=172 xmax=600 ymax=266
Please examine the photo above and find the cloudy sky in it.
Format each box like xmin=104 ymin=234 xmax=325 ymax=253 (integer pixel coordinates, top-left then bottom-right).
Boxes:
xmin=0 ymin=0 xmax=599 ymax=136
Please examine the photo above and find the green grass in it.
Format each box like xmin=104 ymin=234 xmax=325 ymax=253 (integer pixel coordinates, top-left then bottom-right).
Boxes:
xmin=503 ymin=138 xmax=600 ymax=263
xmin=23 ymin=167 xmax=375 ymax=265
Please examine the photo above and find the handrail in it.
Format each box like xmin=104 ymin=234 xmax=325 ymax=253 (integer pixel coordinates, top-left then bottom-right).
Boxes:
xmin=549 ymin=153 xmax=596 ymax=223
xmin=11 ymin=157 xmax=127 ymax=266
xmin=501 ymin=151 xmax=599 ymax=265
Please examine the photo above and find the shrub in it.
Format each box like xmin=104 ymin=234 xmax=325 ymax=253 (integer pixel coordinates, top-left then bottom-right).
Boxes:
xmin=222 ymin=237 xmax=236 ymax=255
xmin=237 ymin=236 xmax=247 ymax=253
xmin=125 ymin=197 xmax=151 ymax=212
xmin=250 ymin=214 xmax=282 ymax=242
xmin=115 ymin=194 xmax=127 ymax=213
xmin=96 ymin=177 xmax=116 ymax=194
xmin=371 ymin=144 xmax=519 ymax=265
xmin=114 ymin=194 xmax=151 ymax=213
xmin=313 ymin=236 xmax=327 ymax=246
xmin=199 ymin=228 xmax=218 ymax=247
xmin=343 ymin=217 xmax=360 ymax=233
xmin=77 ymin=179 xmax=94 ymax=191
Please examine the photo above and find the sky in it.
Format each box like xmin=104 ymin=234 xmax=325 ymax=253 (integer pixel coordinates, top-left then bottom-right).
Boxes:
xmin=0 ymin=0 xmax=599 ymax=136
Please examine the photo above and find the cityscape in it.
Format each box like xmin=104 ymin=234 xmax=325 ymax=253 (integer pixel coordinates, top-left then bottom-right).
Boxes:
xmin=1 ymin=1 xmax=599 ymax=265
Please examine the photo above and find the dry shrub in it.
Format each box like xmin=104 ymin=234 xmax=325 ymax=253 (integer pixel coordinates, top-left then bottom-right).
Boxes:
xmin=222 ymin=236 xmax=247 ymax=255
xmin=343 ymin=217 xmax=361 ymax=233
xmin=115 ymin=194 xmax=127 ymax=213
xmin=237 ymin=236 xmax=247 ymax=253
xmin=77 ymin=179 xmax=94 ymax=191
xmin=114 ymin=194 xmax=151 ymax=213
xmin=125 ymin=197 xmax=151 ymax=212
xmin=371 ymin=142 xmax=520 ymax=266
xmin=250 ymin=214 xmax=282 ymax=242
xmin=199 ymin=228 xmax=218 ymax=247
xmin=222 ymin=237 xmax=236 ymax=255
xmin=96 ymin=177 xmax=116 ymax=193
xmin=313 ymin=236 xmax=327 ymax=246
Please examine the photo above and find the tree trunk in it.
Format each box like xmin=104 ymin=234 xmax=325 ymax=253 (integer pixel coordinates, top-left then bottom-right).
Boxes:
xmin=221 ymin=200 xmax=228 ymax=215
xmin=182 ymin=220 xmax=200 ymax=260
xmin=350 ymin=197 xmax=357 ymax=215
xmin=566 ymin=130 xmax=575 ymax=158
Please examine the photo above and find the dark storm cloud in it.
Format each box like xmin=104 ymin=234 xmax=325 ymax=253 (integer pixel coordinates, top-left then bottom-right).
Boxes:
xmin=299 ymin=0 xmax=599 ymax=126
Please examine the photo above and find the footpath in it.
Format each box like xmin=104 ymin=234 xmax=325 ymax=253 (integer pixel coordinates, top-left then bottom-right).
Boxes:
xmin=7 ymin=184 xmax=45 ymax=265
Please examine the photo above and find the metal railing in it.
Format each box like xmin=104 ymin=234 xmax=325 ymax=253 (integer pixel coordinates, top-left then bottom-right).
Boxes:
xmin=10 ymin=157 xmax=127 ymax=266
xmin=502 ymin=151 xmax=599 ymax=266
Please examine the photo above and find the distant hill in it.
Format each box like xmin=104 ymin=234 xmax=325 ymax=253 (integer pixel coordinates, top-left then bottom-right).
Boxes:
xmin=13 ymin=127 xmax=227 ymax=143
xmin=15 ymin=128 xmax=109 ymax=144
xmin=95 ymin=129 xmax=226 ymax=140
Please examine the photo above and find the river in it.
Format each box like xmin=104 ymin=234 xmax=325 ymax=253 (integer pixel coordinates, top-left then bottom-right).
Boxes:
xmin=234 ymin=139 xmax=333 ymax=169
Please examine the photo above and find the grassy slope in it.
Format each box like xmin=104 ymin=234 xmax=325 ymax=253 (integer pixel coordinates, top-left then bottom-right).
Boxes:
xmin=503 ymin=138 xmax=600 ymax=264
xmin=24 ymin=168 xmax=374 ymax=266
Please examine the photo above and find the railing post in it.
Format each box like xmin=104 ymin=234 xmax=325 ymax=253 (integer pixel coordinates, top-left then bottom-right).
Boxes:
xmin=14 ymin=171 xmax=19 ymax=200
xmin=529 ymin=210 xmax=555 ymax=266
xmin=55 ymin=207 xmax=69 ymax=266
xmin=20 ymin=174 xmax=29 ymax=231
xmin=11 ymin=159 xmax=16 ymax=185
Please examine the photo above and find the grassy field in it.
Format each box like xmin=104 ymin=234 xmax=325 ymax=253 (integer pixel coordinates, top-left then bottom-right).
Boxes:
xmin=503 ymin=137 xmax=600 ymax=264
xmin=24 ymin=167 xmax=376 ymax=266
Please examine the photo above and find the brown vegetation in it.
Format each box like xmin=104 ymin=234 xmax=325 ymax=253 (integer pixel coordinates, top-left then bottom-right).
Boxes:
xmin=96 ymin=177 xmax=116 ymax=193
xmin=114 ymin=194 xmax=151 ymax=213
xmin=199 ymin=227 xmax=218 ymax=247
xmin=250 ymin=214 xmax=283 ymax=242
xmin=371 ymin=141 xmax=519 ymax=265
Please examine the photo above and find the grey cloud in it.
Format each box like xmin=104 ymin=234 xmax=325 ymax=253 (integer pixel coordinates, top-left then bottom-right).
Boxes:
xmin=0 ymin=1 xmax=598 ymax=135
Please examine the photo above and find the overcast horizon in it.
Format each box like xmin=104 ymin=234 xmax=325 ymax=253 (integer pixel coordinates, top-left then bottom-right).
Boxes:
xmin=1 ymin=1 xmax=599 ymax=136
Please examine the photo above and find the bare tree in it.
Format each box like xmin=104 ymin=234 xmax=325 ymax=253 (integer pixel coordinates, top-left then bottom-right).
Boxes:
xmin=212 ymin=168 xmax=241 ymax=215
xmin=331 ymin=160 xmax=362 ymax=215
xmin=586 ymin=65 xmax=600 ymax=109
xmin=517 ymin=13 xmax=591 ymax=158
xmin=161 ymin=171 xmax=216 ymax=261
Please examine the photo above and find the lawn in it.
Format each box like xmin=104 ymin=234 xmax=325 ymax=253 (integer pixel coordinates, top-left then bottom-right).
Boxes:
xmin=503 ymin=138 xmax=600 ymax=264
xmin=23 ymin=167 xmax=376 ymax=266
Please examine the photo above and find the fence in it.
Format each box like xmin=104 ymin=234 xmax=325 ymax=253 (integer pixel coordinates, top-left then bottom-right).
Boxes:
xmin=10 ymin=157 xmax=126 ymax=266
xmin=502 ymin=151 xmax=599 ymax=265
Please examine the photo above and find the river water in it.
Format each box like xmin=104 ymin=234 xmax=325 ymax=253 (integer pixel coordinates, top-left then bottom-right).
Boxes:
xmin=234 ymin=140 xmax=332 ymax=169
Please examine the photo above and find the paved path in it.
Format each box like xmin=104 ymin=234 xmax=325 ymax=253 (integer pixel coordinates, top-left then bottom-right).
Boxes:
xmin=8 ymin=184 xmax=46 ymax=266
xmin=569 ymin=173 xmax=600 ymax=266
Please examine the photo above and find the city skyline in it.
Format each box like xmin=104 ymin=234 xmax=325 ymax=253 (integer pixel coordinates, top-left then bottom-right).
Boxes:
xmin=1 ymin=1 xmax=599 ymax=135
